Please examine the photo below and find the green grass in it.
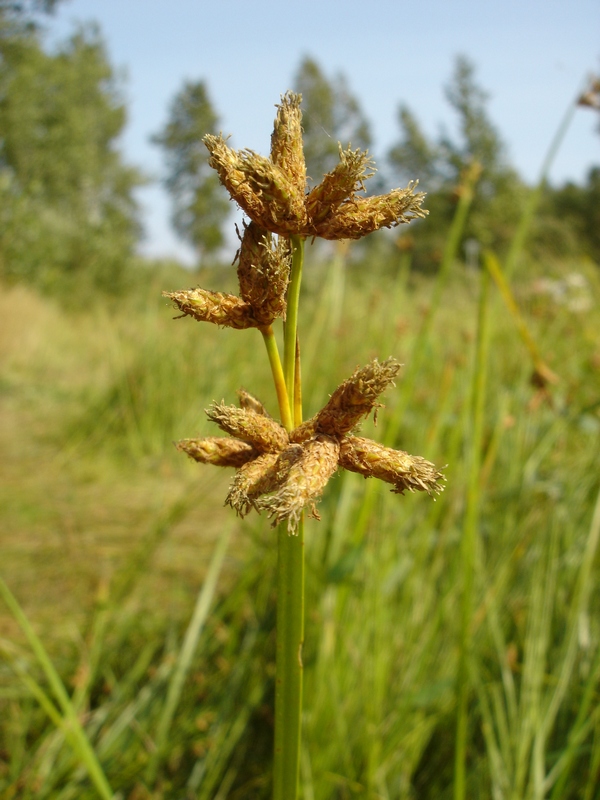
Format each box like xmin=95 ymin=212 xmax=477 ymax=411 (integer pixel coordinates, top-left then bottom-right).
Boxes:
xmin=1 ymin=249 xmax=599 ymax=798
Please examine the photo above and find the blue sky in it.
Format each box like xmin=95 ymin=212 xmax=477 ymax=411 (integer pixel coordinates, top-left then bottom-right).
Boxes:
xmin=46 ymin=0 xmax=599 ymax=263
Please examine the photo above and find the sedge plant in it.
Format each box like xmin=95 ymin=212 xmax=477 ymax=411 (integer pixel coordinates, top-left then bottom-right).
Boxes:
xmin=163 ymin=91 xmax=445 ymax=799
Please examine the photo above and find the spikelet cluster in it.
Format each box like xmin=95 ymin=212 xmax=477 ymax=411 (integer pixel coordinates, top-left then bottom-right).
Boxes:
xmin=204 ymin=92 xmax=427 ymax=240
xmin=167 ymin=90 xmax=442 ymax=533
xmin=176 ymin=360 xmax=445 ymax=533
xmin=578 ymin=76 xmax=600 ymax=110
xmin=164 ymin=220 xmax=291 ymax=331
xmin=165 ymin=91 xmax=426 ymax=331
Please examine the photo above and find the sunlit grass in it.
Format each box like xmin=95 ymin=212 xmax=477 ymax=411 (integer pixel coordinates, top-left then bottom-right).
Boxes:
xmin=1 ymin=248 xmax=599 ymax=798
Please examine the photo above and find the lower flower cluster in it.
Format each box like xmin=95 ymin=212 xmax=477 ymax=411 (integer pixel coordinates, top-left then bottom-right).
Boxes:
xmin=177 ymin=358 xmax=445 ymax=533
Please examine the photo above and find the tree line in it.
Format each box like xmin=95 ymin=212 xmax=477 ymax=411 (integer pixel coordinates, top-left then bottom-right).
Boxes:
xmin=1 ymin=1 xmax=598 ymax=295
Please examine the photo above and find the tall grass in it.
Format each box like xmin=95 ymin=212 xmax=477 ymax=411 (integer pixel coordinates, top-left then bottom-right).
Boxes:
xmin=1 ymin=245 xmax=599 ymax=797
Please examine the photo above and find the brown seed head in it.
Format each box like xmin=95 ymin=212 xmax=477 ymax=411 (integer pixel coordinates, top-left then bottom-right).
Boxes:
xmin=270 ymin=92 xmax=306 ymax=195
xmin=577 ymin=76 xmax=600 ymax=109
xmin=204 ymin=134 xmax=306 ymax=234
xmin=206 ymin=402 xmax=289 ymax=453
xmin=176 ymin=437 xmax=257 ymax=468
xmin=305 ymin=145 xmax=375 ymax=226
xmin=339 ymin=435 xmax=445 ymax=496
xmin=310 ymin=358 xmax=402 ymax=437
xmin=313 ymin=183 xmax=427 ymax=240
xmin=255 ymin=436 xmax=340 ymax=533
xmin=289 ymin=419 xmax=317 ymax=443
xmin=163 ymin=288 xmax=257 ymax=329
xmin=226 ymin=452 xmax=282 ymax=516
xmin=237 ymin=388 xmax=272 ymax=417
xmin=236 ymin=222 xmax=291 ymax=325
xmin=203 ymin=93 xmax=428 ymax=241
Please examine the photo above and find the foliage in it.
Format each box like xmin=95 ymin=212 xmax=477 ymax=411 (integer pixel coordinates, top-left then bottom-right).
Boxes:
xmin=293 ymin=55 xmax=372 ymax=186
xmin=152 ymin=80 xmax=229 ymax=262
xmin=0 ymin=21 xmax=143 ymax=294
xmin=1 ymin=251 xmax=599 ymax=797
xmin=0 ymin=0 xmax=64 ymax=35
xmin=388 ymin=56 xmax=527 ymax=270
xmin=543 ymin=166 xmax=600 ymax=264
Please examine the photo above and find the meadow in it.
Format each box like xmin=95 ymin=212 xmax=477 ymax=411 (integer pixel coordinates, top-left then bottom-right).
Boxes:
xmin=1 ymin=244 xmax=599 ymax=799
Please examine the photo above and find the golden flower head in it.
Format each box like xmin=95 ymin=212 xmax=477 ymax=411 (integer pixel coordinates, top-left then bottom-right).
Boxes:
xmin=175 ymin=358 xmax=445 ymax=533
xmin=204 ymin=92 xmax=427 ymax=241
xmin=164 ymin=221 xmax=291 ymax=331
xmin=162 ymin=287 xmax=257 ymax=330
xmin=235 ymin=221 xmax=291 ymax=325
xmin=578 ymin=76 xmax=600 ymax=110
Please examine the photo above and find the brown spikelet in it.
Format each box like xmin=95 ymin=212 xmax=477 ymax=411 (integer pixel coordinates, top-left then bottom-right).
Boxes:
xmin=204 ymin=134 xmax=306 ymax=235
xmin=289 ymin=419 xmax=317 ymax=444
xmin=236 ymin=221 xmax=265 ymax=301
xmin=237 ymin=388 xmax=272 ymax=417
xmin=206 ymin=402 xmax=289 ymax=453
xmin=202 ymin=94 xmax=427 ymax=241
xmin=305 ymin=146 xmax=374 ymax=225
xmin=163 ymin=288 xmax=257 ymax=329
xmin=313 ymin=184 xmax=427 ymax=240
xmin=270 ymin=92 xmax=306 ymax=195
xmin=226 ymin=452 xmax=282 ymax=516
xmin=312 ymin=358 xmax=402 ymax=437
xmin=339 ymin=435 xmax=445 ymax=496
xmin=255 ymin=436 xmax=340 ymax=533
xmin=176 ymin=437 xmax=257 ymax=468
xmin=236 ymin=222 xmax=291 ymax=325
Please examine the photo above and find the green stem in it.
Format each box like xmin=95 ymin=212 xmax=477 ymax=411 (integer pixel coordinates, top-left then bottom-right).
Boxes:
xmin=273 ymin=516 xmax=305 ymax=800
xmin=273 ymin=233 xmax=306 ymax=800
xmin=145 ymin=525 xmax=232 ymax=785
xmin=386 ymin=162 xmax=479 ymax=446
xmin=262 ymin=326 xmax=293 ymax=432
xmin=504 ymin=97 xmax=577 ymax=279
xmin=284 ymin=235 xmax=305 ymax=409
xmin=454 ymin=260 xmax=491 ymax=800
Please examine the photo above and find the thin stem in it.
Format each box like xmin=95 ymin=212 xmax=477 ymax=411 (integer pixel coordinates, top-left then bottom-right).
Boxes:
xmin=273 ymin=233 xmax=306 ymax=800
xmin=386 ymin=161 xmax=480 ymax=446
xmin=293 ymin=336 xmax=302 ymax=428
xmin=454 ymin=261 xmax=491 ymax=800
xmin=262 ymin=325 xmax=293 ymax=432
xmin=284 ymin=235 xmax=305 ymax=410
xmin=273 ymin=517 xmax=305 ymax=800
xmin=145 ymin=525 xmax=232 ymax=785
xmin=504 ymin=96 xmax=577 ymax=279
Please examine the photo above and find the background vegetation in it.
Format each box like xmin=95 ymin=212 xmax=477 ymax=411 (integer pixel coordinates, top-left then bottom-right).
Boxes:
xmin=1 ymin=2 xmax=600 ymax=798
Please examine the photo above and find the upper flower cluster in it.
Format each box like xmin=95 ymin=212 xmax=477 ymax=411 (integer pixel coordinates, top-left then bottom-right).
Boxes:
xmin=204 ymin=92 xmax=427 ymax=240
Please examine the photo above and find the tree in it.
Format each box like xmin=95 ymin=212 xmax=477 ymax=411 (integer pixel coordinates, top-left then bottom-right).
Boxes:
xmin=441 ymin=56 xmax=505 ymax=181
xmin=544 ymin=167 xmax=600 ymax=264
xmin=0 ymin=0 xmax=65 ymax=48
xmin=387 ymin=55 xmax=525 ymax=267
xmin=388 ymin=105 xmax=442 ymax=188
xmin=293 ymin=56 xmax=372 ymax=184
xmin=0 ymin=22 xmax=143 ymax=291
xmin=152 ymin=80 xmax=229 ymax=261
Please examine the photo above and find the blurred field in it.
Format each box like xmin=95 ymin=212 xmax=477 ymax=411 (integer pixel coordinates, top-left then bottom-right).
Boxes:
xmin=1 ymin=250 xmax=600 ymax=799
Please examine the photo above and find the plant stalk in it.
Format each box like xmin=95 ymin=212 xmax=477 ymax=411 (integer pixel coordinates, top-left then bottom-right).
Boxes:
xmin=454 ymin=259 xmax=491 ymax=800
xmin=504 ymin=97 xmax=577 ymax=279
xmin=262 ymin=325 xmax=293 ymax=432
xmin=272 ymin=233 xmax=306 ymax=800
xmin=283 ymin=235 xmax=305 ymax=408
